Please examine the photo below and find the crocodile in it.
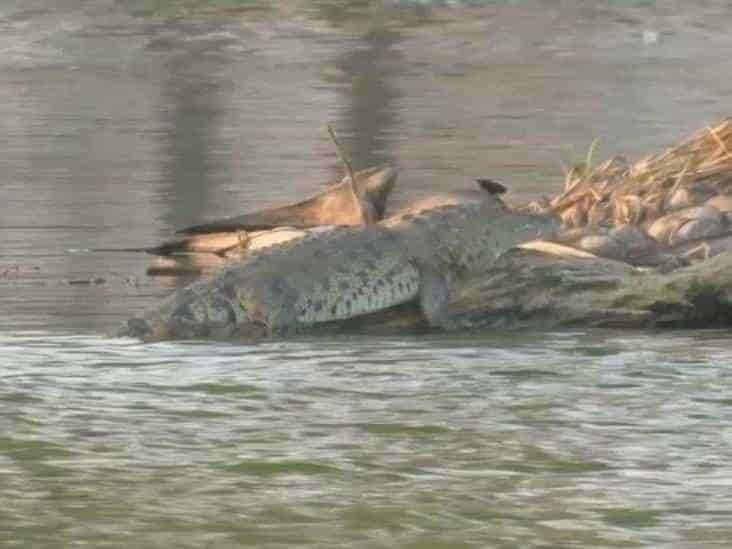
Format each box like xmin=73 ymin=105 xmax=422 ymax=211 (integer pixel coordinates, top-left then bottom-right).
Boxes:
xmin=122 ymin=188 xmax=558 ymax=341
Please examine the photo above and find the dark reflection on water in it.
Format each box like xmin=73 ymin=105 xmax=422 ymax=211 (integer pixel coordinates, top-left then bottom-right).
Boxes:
xmin=326 ymin=7 xmax=402 ymax=169
xmin=159 ymin=53 xmax=226 ymax=229
xmin=2 ymin=0 xmax=732 ymax=546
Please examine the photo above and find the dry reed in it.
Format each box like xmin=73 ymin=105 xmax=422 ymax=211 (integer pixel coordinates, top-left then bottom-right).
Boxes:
xmin=549 ymin=118 xmax=732 ymax=228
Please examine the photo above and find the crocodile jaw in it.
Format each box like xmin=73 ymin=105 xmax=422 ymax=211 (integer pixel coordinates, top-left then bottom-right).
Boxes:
xmin=122 ymin=316 xmax=269 ymax=342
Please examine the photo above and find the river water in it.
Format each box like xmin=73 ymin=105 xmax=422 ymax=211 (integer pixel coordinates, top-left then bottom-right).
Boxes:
xmin=2 ymin=1 xmax=732 ymax=547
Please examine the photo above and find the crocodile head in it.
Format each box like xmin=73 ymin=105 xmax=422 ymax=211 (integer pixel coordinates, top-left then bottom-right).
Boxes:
xmin=121 ymin=283 xmax=266 ymax=342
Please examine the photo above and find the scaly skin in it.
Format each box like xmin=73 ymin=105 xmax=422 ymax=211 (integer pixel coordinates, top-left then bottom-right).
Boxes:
xmin=123 ymin=190 xmax=558 ymax=341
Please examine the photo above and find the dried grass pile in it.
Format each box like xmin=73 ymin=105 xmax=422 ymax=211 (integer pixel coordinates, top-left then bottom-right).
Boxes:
xmin=539 ymin=119 xmax=732 ymax=266
xmin=551 ymin=118 xmax=732 ymax=228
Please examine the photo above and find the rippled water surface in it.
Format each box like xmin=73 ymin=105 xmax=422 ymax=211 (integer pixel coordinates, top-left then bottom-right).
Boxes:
xmin=3 ymin=0 xmax=732 ymax=547
xmin=4 ymin=330 xmax=732 ymax=547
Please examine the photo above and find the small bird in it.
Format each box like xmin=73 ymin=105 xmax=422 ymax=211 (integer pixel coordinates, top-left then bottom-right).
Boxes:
xmin=475 ymin=178 xmax=507 ymax=195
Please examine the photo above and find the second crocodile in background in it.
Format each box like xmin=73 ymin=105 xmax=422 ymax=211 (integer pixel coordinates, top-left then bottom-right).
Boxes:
xmin=123 ymin=186 xmax=558 ymax=341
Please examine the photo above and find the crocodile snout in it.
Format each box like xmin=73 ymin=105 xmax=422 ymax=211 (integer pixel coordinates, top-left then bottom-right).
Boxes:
xmin=122 ymin=293 xmax=244 ymax=342
xmin=120 ymin=315 xmax=173 ymax=342
xmin=124 ymin=317 xmax=156 ymax=340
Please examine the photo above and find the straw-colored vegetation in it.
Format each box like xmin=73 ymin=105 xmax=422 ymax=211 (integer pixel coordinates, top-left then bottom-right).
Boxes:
xmin=550 ymin=118 xmax=732 ymax=229
xmin=525 ymin=119 xmax=732 ymax=267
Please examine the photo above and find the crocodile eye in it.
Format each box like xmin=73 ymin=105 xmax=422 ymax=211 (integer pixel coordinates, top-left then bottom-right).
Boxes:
xmin=126 ymin=318 xmax=153 ymax=339
xmin=173 ymin=302 xmax=198 ymax=324
xmin=208 ymin=296 xmax=237 ymax=325
xmin=168 ymin=306 xmax=203 ymax=338
xmin=170 ymin=296 xmax=237 ymax=338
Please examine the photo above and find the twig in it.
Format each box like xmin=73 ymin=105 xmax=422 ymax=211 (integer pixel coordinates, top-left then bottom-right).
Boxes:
xmin=327 ymin=124 xmax=371 ymax=224
xmin=671 ymin=158 xmax=692 ymax=194
xmin=707 ymin=125 xmax=732 ymax=159
xmin=327 ymin=124 xmax=357 ymax=195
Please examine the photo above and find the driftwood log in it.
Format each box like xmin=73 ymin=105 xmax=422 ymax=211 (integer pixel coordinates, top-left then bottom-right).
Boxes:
xmin=448 ymin=247 xmax=732 ymax=330
xmin=308 ymin=247 xmax=732 ymax=335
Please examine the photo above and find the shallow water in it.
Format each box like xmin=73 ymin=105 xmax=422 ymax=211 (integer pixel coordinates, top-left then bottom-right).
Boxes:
xmin=2 ymin=1 xmax=732 ymax=547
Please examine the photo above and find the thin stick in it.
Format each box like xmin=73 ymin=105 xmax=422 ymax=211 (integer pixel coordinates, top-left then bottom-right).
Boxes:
xmin=328 ymin=124 xmax=371 ymax=224
xmin=670 ymin=158 xmax=692 ymax=195
xmin=707 ymin=125 xmax=732 ymax=159
xmin=327 ymin=124 xmax=357 ymax=195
